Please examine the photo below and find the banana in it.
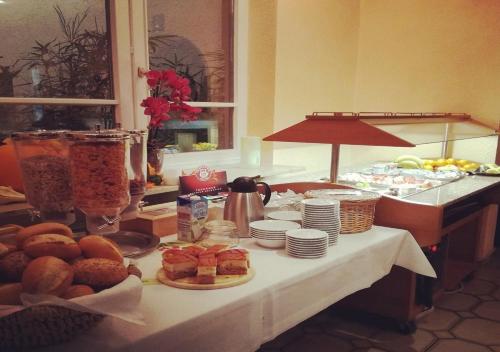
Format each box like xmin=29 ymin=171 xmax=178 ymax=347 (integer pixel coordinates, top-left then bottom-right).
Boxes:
xmin=395 ymin=155 xmax=423 ymax=168
xmin=398 ymin=160 xmax=420 ymax=169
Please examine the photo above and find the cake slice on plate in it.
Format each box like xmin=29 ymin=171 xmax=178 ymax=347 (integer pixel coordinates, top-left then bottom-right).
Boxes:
xmin=202 ymin=244 xmax=230 ymax=257
xmin=162 ymin=253 xmax=198 ymax=280
xmin=182 ymin=244 xmax=206 ymax=257
xmin=217 ymin=249 xmax=249 ymax=275
xmin=197 ymin=254 xmax=217 ymax=284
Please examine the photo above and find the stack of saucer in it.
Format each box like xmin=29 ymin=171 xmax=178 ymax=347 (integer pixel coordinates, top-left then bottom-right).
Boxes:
xmin=249 ymin=220 xmax=301 ymax=249
xmin=301 ymin=198 xmax=341 ymax=246
xmin=285 ymin=229 xmax=328 ymax=258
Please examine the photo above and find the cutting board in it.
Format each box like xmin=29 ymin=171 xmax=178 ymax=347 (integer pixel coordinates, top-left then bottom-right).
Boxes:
xmin=156 ymin=268 xmax=255 ymax=290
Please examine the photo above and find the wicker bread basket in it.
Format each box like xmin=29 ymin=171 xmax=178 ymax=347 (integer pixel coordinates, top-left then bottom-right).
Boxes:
xmin=304 ymin=189 xmax=380 ymax=234
xmin=0 ymin=305 xmax=104 ymax=350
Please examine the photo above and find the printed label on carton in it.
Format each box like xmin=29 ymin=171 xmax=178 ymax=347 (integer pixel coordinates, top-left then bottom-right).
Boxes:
xmin=177 ymin=195 xmax=208 ymax=242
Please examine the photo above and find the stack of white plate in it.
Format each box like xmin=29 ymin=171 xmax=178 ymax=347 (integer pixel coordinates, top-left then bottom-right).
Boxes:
xmin=301 ymin=198 xmax=341 ymax=246
xmin=249 ymin=220 xmax=301 ymax=249
xmin=285 ymin=229 xmax=328 ymax=258
xmin=267 ymin=210 xmax=302 ymax=225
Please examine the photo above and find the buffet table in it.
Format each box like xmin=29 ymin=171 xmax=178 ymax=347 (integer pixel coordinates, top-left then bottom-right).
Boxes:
xmin=45 ymin=226 xmax=435 ymax=352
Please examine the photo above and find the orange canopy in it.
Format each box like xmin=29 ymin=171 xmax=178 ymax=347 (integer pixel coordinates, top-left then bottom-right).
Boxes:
xmin=263 ymin=117 xmax=414 ymax=147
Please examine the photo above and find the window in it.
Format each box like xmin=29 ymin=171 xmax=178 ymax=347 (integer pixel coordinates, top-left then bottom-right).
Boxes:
xmin=0 ymin=0 xmax=118 ymax=140
xmin=0 ymin=0 xmax=246 ymax=165
xmin=146 ymin=0 xmax=236 ymax=154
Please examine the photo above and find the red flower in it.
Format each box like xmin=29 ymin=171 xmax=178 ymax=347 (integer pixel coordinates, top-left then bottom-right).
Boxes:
xmin=142 ymin=68 xmax=201 ymax=142
xmin=161 ymin=69 xmax=178 ymax=86
xmin=145 ymin=70 xmax=162 ymax=87
xmin=141 ymin=97 xmax=171 ymax=127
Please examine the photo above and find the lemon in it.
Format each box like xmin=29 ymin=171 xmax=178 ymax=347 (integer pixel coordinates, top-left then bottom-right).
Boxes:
xmin=423 ymin=164 xmax=434 ymax=171
xmin=445 ymin=158 xmax=456 ymax=165
xmin=463 ymin=163 xmax=479 ymax=172
xmin=456 ymin=159 xmax=468 ymax=167
xmin=435 ymin=159 xmax=447 ymax=167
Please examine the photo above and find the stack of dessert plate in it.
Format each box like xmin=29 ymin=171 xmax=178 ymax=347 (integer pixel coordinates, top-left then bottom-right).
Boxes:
xmin=266 ymin=210 xmax=302 ymax=225
xmin=285 ymin=229 xmax=328 ymax=258
xmin=301 ymin=198 xmax=341 ymax=246
xmin=249 ymin=220 xmax=301 ymax=249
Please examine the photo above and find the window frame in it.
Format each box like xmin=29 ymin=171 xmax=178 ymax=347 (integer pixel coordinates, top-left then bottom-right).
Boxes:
xmin=0 ymin=0 xmax=247 ymax=169
xmin=0 ymin=0 xmax=132 ymax=126
xmin=131 ymin=0 xmax=248 ymax=169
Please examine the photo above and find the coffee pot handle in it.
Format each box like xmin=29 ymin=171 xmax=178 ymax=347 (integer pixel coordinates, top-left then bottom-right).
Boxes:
xmin=256 ymin=181 xmax=272 ymax=205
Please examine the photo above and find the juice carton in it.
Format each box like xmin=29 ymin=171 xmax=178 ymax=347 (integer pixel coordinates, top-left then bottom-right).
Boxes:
xmin=177 ymin=195 xmax=208 ymax=242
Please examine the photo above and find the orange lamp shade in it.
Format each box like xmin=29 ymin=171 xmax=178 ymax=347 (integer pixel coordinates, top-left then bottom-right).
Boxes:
xmin=263 ymin=117 xmax=414 ymax=147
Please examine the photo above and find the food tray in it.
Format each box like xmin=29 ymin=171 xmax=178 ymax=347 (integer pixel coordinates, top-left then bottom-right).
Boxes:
xmin=105 ymin=231 xmax=160 ymax=258
xmin=156 ymin=267 xmax=255 ymax=290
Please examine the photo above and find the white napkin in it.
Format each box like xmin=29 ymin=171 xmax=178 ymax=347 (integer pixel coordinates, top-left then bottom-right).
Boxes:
xmin=0 ymin=276 xmax=144 ymax=325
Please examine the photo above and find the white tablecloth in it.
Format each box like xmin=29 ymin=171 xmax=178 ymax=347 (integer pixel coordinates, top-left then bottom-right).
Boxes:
xmin=46 ymin=226 xmax=435 ymax=352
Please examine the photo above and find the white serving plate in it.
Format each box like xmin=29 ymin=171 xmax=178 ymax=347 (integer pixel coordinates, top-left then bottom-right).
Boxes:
xmin=249 ymin=220 xmax=301 ymax=232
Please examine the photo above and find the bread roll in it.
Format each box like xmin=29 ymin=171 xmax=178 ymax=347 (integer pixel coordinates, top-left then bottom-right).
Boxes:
xmin=61 ymin=285 xmax=95 ymax=299
xmin=16 ymin=223 xmax=73 ymax=249
xmin=23 ymin=234 xmax=81 ymax=260
xmin=0 ymin=283 xmax=23 ymax=305
xmin=22 ymin=256 xmax=74 ymax=296
xmin=73 ymin=258 xmax=128 ymax=289
xmin=0 ymin=251 xmax=31 ymax=282
xmin=78 ymin=235 xmax=123 ymax=262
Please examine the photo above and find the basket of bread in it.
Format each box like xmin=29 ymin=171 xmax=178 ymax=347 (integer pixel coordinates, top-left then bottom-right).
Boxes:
xmin=0 ymin=223 xmax=143 ymax=350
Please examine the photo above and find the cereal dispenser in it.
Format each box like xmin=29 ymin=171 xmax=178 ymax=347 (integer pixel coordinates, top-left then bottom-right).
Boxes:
xmin=12 ymin=130 xmax=74 ymax=224
xmin=65 ymin=130 xmax=130 ymax=234
xmin=121 ymin=129 xmax=147 ymax=221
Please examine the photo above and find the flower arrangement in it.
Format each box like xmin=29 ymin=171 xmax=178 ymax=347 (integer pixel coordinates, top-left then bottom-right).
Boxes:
xmin=141 ymin=69 xmax=201 ymax=148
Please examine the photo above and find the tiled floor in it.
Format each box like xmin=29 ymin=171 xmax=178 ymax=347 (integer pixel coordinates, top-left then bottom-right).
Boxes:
xmin=259 ymin=250 xmax=500 ymax=352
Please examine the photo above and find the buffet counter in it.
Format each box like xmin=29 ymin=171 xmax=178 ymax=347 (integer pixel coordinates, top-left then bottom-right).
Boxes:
xmin=400 ymin=175 xmax=500 ymax=206
xmin=44 ymin=226 xmax=435 ymax=352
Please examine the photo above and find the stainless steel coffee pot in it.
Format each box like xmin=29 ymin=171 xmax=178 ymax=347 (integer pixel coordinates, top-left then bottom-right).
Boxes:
xmin=223 ymin=177 xmax=272 ymax=237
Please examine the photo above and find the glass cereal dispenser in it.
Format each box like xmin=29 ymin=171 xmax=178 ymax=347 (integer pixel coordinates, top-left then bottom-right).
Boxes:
xmin=121 ymin=129 xmax=147 ymax=221
xmin=12 ymin=130 xmax=75 ymax=224
xmin=66 ymin=130 xmax=130 ymax=234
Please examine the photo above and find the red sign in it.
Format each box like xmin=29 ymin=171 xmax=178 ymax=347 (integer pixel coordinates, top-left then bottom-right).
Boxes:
xmin=179 ymin=166 xmax=228 ymax=196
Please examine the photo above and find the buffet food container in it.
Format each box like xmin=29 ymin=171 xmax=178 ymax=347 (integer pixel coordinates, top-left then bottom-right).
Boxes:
xmin=65 ymin=130 xmax=130 ymax=234
xmin=121 ymin=129 xmax=147 ymax=221
xmin=12 ymin=130 xmax=74 ymax=224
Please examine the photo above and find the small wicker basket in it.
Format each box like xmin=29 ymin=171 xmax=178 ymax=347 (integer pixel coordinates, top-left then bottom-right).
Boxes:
xmin=0 ymin=305 xmax=104 ymax=350
xmin=304 ymin=189 xmax=380 ymax=234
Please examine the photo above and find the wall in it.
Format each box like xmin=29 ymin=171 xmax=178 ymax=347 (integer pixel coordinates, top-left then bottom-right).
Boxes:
xmin=247 ymin=0 xmax=277 ymax=165
xmin=352 ymin=0 xmax=500 ymax=164
xmin=270 ymin=0 xmax=361 ymax=172
xmin=256 ymin=0 xmax=500 ymax=173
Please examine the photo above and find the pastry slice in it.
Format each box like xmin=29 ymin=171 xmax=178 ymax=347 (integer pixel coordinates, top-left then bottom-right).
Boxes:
xmin=217 ymin=249 xmax=249 ymax=275
xmin=162 ymin=254 xmax=198 ymax=280
xmin=197 ymin=254 xmax=217 ymax=284
xmin=182 ymin=245 xmax=206 ymax=257
xmin=202 ymin=244 xmax=230 ymax=257
xmin=162 ymin=248 xmax=184 ymax=259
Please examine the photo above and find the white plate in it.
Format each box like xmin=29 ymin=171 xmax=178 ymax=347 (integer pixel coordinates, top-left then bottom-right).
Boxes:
xmin=301 ymin=199 xmax=340 ymax=207
xmin=267 ymin=210 xmax=302 ymax=222
xmin=286 ymin=238 xmax=328 ymax=249
xmin=287 ymin=252 xmax=327 ymax=259
xmin=250 ymin=234 xmax=286 ymax=239
xmin=249 ymin=220 xmax=301 ymax=232
xmin=285 ymin=228 xmax=328 ymax=240
xmin=255 ymin=238 xmax=285 ymax=249
xmin=285 ymin=245 xmax=328 ymax=254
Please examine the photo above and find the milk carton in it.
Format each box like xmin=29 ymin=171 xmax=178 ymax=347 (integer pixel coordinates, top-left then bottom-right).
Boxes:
xmin=177 ymin=195 xmax=208 ymax=242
